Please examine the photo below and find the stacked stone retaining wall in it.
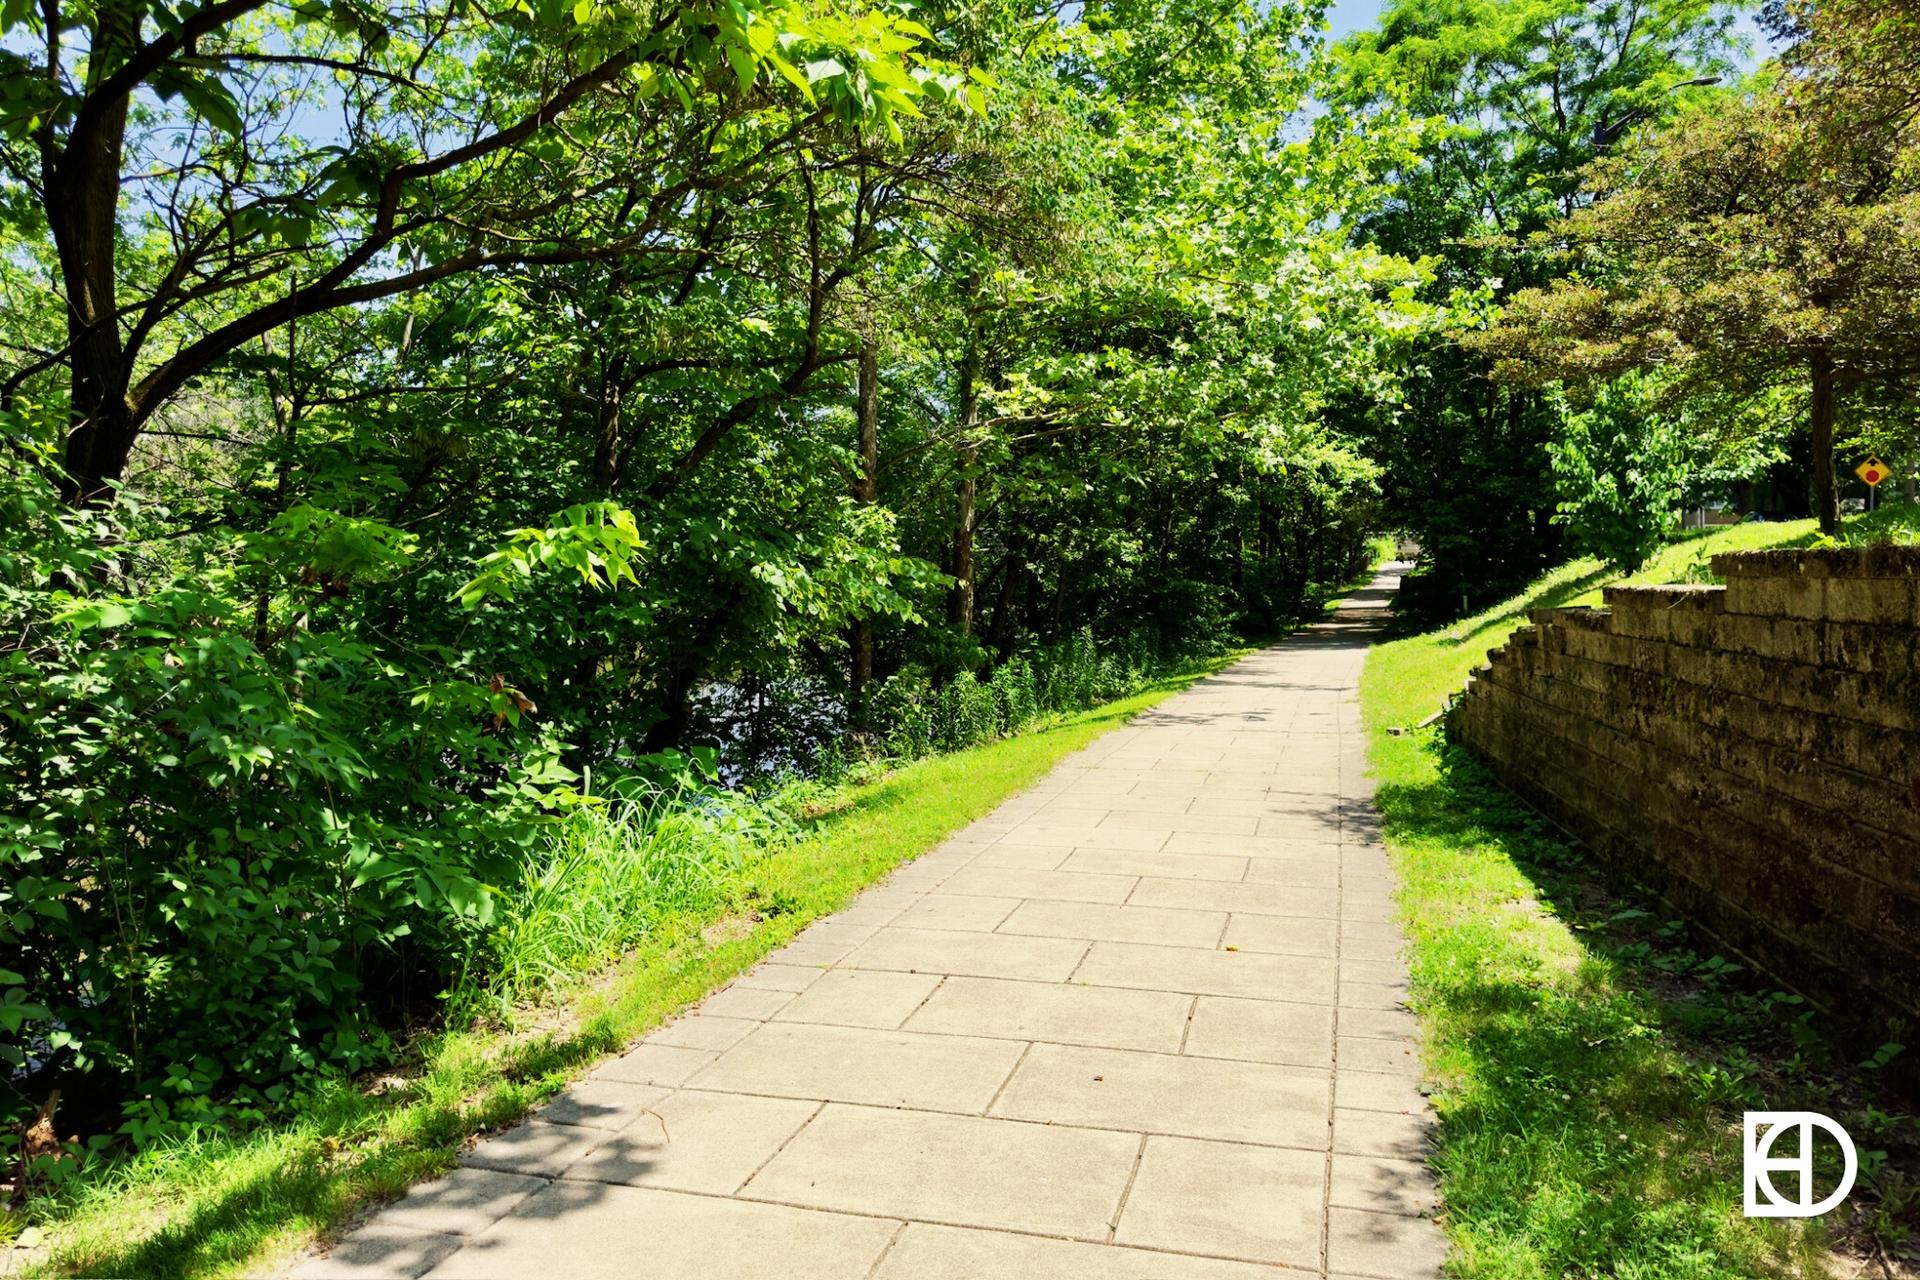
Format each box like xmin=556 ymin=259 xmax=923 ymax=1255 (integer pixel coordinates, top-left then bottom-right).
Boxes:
xmin=1448 ymin=546 xmax=1920 ymax=1024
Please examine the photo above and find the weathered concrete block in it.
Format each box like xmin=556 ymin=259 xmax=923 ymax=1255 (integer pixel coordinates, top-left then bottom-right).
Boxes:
xmin=1715 ymin=545 xmax=1920 ymax=581
xmin=1726 ymin=573 xmax=1826 ymax=620
xmin=1603 ymin=585 xmax=1724 ymax=644
xmin=1710 ymin=613 xmax=1822 ymax=667
xmin=1825 ymin=577 xmax=1920 ymax=627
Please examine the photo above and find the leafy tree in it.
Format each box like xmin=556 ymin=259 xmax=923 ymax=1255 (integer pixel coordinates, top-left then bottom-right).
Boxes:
xmin=1473 ymin=37 xmax=1920 ymax=532
xmin=0 ymin=0 xmax=1436 ymax=1148
xmin=0 ymin=0 xmax=970 ymax=502
xmin=1545 ymin=370 xmax=1773 ymax=568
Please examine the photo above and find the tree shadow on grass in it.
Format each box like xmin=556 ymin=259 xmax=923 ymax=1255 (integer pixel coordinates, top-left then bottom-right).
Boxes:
xmin=1374 ymin=740 xmax=1841 ymax=1278
xmin=49 ymin=1004 xmax=656 ymax=1278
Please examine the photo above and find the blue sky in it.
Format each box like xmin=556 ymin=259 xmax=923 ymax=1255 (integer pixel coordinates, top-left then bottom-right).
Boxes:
xmin=1325 ymin=0 xmax=1391 ymax=40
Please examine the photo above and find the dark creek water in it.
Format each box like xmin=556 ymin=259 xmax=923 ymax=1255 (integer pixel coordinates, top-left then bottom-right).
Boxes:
xmin=689 ymin=675 xmax=851 ymax=786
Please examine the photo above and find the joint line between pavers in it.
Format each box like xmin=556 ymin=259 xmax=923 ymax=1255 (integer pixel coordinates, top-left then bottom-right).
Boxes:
xmin=739 ymin=1177 xmax=1360 ymax=1267
xmin=1106 ymin=1131 xmax=1150 ymax=1244
xmin=858 ymin=1219 xmax=911 ymax=1280
xmin=1322 ymin=717 xmax=1346 ymax=1279
xmin=821 ymin=963 xmax=1344 ymax=1005
xmin=756 ymin=1004 xmax=1334 ymax=1067
xmin=1060 ymin=937 xmax=1097 ymax=985
xmin=980 ymin=1039 xmax=1036 ymax=1117
xmin=893 ymin=973 xmax=949 ymax=1030
xmin=726 ymin=1097 xmax=826 ymax=1197
xmin=1176 ymin=993 xmax=1200 ymax=1055
xmin=634 ymin=1087 xmax=1337 ymax=1156
xmin=919 ymin=883 xmax=1138 ymax=905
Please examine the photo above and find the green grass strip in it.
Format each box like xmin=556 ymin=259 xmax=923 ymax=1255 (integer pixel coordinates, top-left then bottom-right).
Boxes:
xmin=1353 ymin=518 xmax=1900 ymax=1277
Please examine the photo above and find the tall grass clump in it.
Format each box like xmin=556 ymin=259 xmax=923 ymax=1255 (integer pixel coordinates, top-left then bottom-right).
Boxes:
xmin=473 ymin=761 xmax=789 ymax=1013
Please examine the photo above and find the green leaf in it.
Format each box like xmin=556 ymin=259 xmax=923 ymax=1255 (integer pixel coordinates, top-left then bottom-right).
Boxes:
xmin=175 ymin=73 xmax=244 ymax=137
xmin=726 ymin=43 xmax=756 ymax=93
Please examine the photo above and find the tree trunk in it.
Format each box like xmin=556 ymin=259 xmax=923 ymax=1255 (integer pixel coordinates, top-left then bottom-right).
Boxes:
xmin=51 ymin=5 xmax=139 ymax=504
xmin=591 ymin=354 xmax=626 ymax=492
xmin=1811 ymin=351 xmax=1838 ymax=535
xmin=949 ymin=323 xmax=980 ymax=636
xmin=849 ymin=335 xmax=879 ymax=719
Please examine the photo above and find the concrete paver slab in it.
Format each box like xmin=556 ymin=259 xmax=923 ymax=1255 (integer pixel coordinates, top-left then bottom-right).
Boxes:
xmin=1074 ymin=940 xmax=1338 ymax=1003
xmin=1128 ymin=877 xmax=1340 ymax=918
xmin=1334 ymin=1107 xmax=1432 ymax=1161
xmin=890 ymin=894 xmax=1024 ymax=930
xmin=541 ymin=1079 xmax=670 ymax=1131
xmin=844 ymin=926 xmax=1090 ymax=981
xmin=565 ymin=1090 xmax=817 ymax=1193
xmin=1221 ymin=912 xmax=1339 ymax=957
xmin=1059 ymin=849 xmax=1249 ymax=882
xmin=459 ymin=1120 xmax=597 ymax=1179
xmin=371 ymin=1168 xmax=545 ymax=1237
xmin=1182 ymin=994 xmax=1335 ymax=1068
xmin=1327 ymin=1206 xmax=1447 ymax=1278
xmin=931 ymin=866 xmax=1137 ymax=904
xmin=871 ymin=1223 xmax=1300 ymax=1279
xmin=645 ymin=1013 xmax=758 ymax=1052
xmin=1113 ymin=1135 xmax=1324 ymax=1266
xmin=1013 ymin=823 xmax=1172 ymax=852
xmin=1338 ymin=1036 xmax=1423 ymax=1077
xmin=593 ymin=1042 xmax=717 ymax=1087
xmin=1330 ymin=1153 xmax=1440 ymax=1217
xmin=991 ymin=1042 xmax=1329 ymax=1149
xmin=296 ymin=1225 xmax=462 ymax=1279
xmin=421 ymin=1183 xmax=897 ymax=1279
xmin=768 ymin=967 xmax=943 ymax=1029
xmin=903 ymin=974 xmax=1190 ymax=1052
xmin=1341 ymin=1006 xmax=1419 ymax=1041
xmin=965 ymin=843 xmax=1073 ymax=870
xmin=730 ymin=963 xmax=827 ymax=992
xmin=687 ymin=1021 xmax=1024 ymax=1112
xmin=1241 ymin=857 xmax=1340 ymax=886
xmin=1340 ymin=980 xmax=1413 ymax=1011
xmin=741 ymin=1103 xmax=1138 ymax=1239
xmin=1337 ymin=1070 xmax=1430 ymax=1115
xmin=996 ymin=899 xmax=1226 ymax=948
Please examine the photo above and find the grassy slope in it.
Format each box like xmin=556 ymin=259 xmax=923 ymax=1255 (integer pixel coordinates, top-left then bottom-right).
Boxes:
xmin=28 ymin=658 xmax=1242 ymax=1280
xmin=1360 ymin=514 xmax=1920 ymax=1279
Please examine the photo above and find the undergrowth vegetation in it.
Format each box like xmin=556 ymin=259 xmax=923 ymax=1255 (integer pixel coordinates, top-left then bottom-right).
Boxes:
xmin=1363 ymin=513 xmax=1920 ymax=1278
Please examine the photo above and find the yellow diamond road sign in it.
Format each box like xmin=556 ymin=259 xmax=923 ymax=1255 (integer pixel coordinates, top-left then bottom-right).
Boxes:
xmin=1856 ymin=457 xmax=1888 ymax=487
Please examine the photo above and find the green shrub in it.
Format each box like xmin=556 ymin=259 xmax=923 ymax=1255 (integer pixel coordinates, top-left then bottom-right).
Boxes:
xmin=0 ymin=479 xmax=603 ymax=1146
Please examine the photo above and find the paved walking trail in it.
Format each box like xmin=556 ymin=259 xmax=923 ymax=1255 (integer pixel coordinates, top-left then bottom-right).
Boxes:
xmin=298 ymin=567 xmax=1442 ymax=1279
